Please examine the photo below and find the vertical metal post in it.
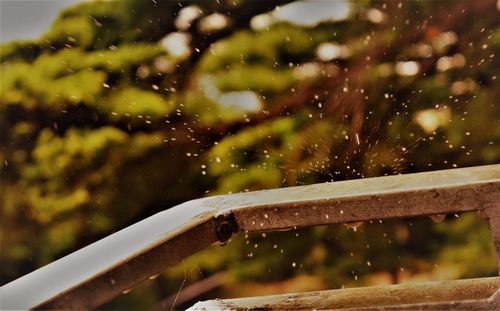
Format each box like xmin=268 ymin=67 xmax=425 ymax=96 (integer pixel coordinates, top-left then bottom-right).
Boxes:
xmin=485 ymin=204 xmax=500 ymax=273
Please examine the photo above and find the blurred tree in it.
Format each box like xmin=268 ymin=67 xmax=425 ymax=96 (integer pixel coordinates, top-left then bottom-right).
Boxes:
xmin=1 ymin=0 xmax=499 ymax=309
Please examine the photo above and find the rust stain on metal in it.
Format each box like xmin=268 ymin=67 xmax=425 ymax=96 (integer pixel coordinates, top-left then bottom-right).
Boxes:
xmin=214 ymin=213 xmax=239 ymax=244
xmin=189 ymin=277 xmax=500 ymax=310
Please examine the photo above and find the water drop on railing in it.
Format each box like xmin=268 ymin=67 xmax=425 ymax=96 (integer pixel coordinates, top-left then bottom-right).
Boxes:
xmin=430 ymin=213 xmax=446 ymax=223
xmin=122 ymin=288 xmax=132 ymax=294
xmin=344 ymin=221 xmax=363 ymax=231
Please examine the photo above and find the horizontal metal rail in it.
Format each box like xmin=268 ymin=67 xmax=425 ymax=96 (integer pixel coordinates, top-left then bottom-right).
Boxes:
xmin=188 ymin=277 xmax=500 ymax=310
xmin=188 ymin=277 xmax=500 ymax=311
xmin=1 ymin=165 xmax=499 ymax=309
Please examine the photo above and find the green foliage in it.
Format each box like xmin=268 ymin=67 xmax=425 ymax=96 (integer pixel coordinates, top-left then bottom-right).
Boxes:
xmin=102 ymin=87 xmax=175 ymax=117
xmin=43 ymin=15 xmax=96 ymax=48
xmin=84 ymin=44 xmax=163 ymax=72
xmin=0 ymin=40 xmax=41 ymax=62
xmin=24 ymin=127 xmax=127 ymax=221
xmin=1 ymin=49 xmax=107 ymax=108
xmin=435 ymin=213 xmax=497 ymax=278
xmin=213 ymin=65 xmax=297 ymax=95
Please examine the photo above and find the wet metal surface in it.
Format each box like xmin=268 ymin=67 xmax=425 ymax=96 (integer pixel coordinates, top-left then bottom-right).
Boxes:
xmin=1 ymin=165 xmax=499 ymax=309
xmin=188 ymin=277 xmax=500 ymax=310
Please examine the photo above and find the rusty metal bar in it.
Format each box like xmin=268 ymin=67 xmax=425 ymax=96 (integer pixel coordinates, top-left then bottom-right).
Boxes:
xmin=1 ymin=164 xmax=499 ymax=309
xmin=485 ymin=205 xmax=500 ymax=272
xmin=188 ymin=277 xmax=500 ymax=310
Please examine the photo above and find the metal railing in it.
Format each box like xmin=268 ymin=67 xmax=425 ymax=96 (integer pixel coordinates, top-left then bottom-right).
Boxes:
xmin=1 ymin=165 xmax=499 ymax=310
xmin=189 ymin=277 xmax=500 ymax=310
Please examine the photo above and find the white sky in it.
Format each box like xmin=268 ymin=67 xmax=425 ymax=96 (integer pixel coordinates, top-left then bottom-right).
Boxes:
xmin=0 ymin=0 xmax=352 ymax=43
xmin=0 ymin=0 xmax=81 ymax=42
xmin=276 ymin=0 xmax=351 ymax=27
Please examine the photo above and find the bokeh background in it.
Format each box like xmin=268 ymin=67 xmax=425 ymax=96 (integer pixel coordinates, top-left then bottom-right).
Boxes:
xmin=1 ymin=0 xmax=499 ymax=309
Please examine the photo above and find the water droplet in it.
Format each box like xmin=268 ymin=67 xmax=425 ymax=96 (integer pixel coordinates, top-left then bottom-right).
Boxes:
xmin=430 ymin=214 xmax=446 ymax=223
xmin=344 ymin=222 xmax=363 ymax=231
xmin=149 ymin=273 xmax=160 ymax=280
